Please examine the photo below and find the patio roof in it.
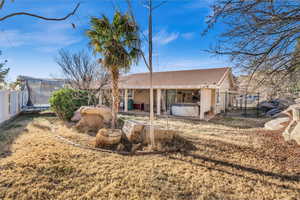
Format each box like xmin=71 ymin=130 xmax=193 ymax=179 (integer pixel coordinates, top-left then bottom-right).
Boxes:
xmin=118 ymin=67 xmax=232 ymax=89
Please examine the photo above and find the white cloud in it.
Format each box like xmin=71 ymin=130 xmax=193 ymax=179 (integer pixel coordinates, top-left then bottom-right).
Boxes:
xmin=0 ymin=22 xmax=80 ymax=51
xmin=0 ymin=30 xmax=26 ymax=47
xmin=153 ymin=29 xmax=179 ymax=45
xmin=182 ymin=32 xmax=195 ymax=40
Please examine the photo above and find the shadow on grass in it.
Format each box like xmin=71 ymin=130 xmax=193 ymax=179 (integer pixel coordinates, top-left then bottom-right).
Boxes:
xmin=0 ymin=113 xmax=56 ymax=158
xmin=209 ymin=116 xmax=270 ymax=129
xmin=168 ymin=153 xmax=300 ymax=192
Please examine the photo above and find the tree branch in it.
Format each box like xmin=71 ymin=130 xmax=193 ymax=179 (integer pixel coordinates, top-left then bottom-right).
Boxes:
xmin=0 ymin=3 xmax=80 ymax=21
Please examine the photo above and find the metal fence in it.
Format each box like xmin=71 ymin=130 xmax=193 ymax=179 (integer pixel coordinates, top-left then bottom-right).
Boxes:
xmin=0 ymin=90 xmax=28 ymax=124
xmin=219 ymin=91 xmax=261 ymax=118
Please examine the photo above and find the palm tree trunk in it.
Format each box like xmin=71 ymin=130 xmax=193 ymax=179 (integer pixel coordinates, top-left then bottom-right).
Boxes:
xmin=111 ymin=67 xmax=120 ymax=129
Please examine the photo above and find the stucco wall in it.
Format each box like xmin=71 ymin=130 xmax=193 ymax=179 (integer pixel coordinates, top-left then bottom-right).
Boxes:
xmin=220 ymin=74 xmax=231 ymax=90
xmin=133 ymin=89 xmax=150 ymax=104
xmin=133 ymin=89 xmax=157 ymax=105
xmin=216 ymin=73 xmax=233 ymax=113
xmin=201 ymin=88 xmax=212 ymax=113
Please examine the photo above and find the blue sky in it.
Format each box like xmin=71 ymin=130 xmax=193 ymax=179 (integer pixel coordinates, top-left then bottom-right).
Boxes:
xmin=0 ymin=0 xmax=230 ymax=82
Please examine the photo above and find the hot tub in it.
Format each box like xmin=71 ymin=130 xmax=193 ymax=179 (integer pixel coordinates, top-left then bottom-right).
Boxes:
xmin=171 ymin=103 xmax=199 ymax=117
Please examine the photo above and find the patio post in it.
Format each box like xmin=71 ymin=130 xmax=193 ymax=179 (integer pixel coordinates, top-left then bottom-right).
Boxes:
xmin=157 ymin=89 xmax=161 ymax=115
xmin=200 ymin=88 xmax=205 ymax=120
xmin=98 ymin=90 xmax=103 ymax=105
xmin=124 ymin=89 xmax=128 ymax=112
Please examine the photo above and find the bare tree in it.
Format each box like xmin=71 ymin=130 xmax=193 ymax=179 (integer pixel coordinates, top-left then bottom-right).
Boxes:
xmin=204 ymin=0 xmax=300 ymax=88
xmin=55 ymin=49 xmax=109 ymax=92
xmin=0 ymin=0 xmax=80 ymax=21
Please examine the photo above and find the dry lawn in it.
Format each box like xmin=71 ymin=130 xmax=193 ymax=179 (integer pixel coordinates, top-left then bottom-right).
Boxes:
xmin=0 ymin=113 xmax=300 ymax=200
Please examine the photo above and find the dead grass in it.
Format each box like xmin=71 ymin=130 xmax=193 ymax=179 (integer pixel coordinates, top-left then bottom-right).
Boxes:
xmin=0 ymin=114 xmax=299 ymax=200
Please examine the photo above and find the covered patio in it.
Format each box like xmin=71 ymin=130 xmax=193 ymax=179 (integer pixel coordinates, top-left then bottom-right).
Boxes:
xmin=100 ymin=67 xmax=236 ymax=120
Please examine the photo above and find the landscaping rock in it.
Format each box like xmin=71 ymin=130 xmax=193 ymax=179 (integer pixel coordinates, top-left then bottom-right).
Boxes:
xmin=76 ymin=113 xmax=104 ymax=132
xmin=82 ymin=106 xmax=112 ymax=124
xmin=95 ymin=128 xmax=122 ymax=147
xmin=131 ymin=143 xmax=142 ymax=153
xmin=122 ymin=120 xmax=145 ymax=143
xmin=283 ymin=121 xmax=300 ymax=145
xmin=259 ymin=101 xmax=276 ymax=111
xmin=141 ymin=126 xmax=177 ymax=145
xmin=265 ymin=108 xmax=282 ymax=117
xmin=116 ymin=143 xmax=125 ymax=151
xmin=282 ymin=105 xmax=300 ymax=145
xmin=264 ymin=117 xmax=290 ymax=130
xmin=71 ymin=106 xmax=88 ymax=122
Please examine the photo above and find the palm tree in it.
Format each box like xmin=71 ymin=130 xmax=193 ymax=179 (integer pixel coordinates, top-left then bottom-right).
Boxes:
xmin=86 ymin=12 xmax=140 ymax=128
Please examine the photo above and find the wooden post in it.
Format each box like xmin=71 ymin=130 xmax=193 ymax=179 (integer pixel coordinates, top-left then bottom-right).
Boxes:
xmin=98 ymin=90 xmax=103 ymax=105
xmin=124 ymin=89 xmax=128 ymax=112
xmin=200 ymin=89 xmax=205 ymax=120
xmin=256 ymin=92 xmax=260 ymax=117
xmin=157 ymin=89 xmax=161 ymax=115
xmin=161 ymin=89 xmax=166 ymax=113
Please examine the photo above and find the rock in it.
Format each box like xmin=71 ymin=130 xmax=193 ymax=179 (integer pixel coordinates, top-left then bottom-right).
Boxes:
xmin=81 ymin=106 xmax=112 ymax=124
xmin=141 ymin=126 xmax=177 ymax=145
xmin=95 ymin=128 xmax=122 ymax=147
xmin=76 ymin=113 xmax=104 ymax=132
xmin=283 ymin=121 xmax=300 ymax=145
xmin=275 ymin=98 xmax=295 ymax=107
xmin=259 ymin=101 xmax=276 ymax=111
xmin=282 ymin=104 xmax=300 ymax=120
xmin=283 ymin=105 xmax=300 ymax=145
xmin=122 ymin=120 xmax=145 ymax=143
xmin=265 ymin=108 xmax=282 ymax=117
xmin=264 ymin=117 xmax=290 ymax=130
xmin=71 ymin=106 xmax=88 ymax=122
xmin=116 ymin=143 xmax=125 ymax=151
xmin=131 ymin=143 xmax=142 ymax=153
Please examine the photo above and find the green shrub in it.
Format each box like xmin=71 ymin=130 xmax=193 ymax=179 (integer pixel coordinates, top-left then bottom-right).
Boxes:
xmin=49 ymin=88 xmax=96 ymax=121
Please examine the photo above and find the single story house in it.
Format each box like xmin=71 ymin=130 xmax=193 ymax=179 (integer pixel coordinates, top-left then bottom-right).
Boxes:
xmin=100 ymin=67 xmax=236 ymax=120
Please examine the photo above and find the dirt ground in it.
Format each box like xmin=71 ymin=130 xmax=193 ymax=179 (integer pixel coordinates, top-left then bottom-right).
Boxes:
xmin=0 ymin=113 xmax=300 ymax=200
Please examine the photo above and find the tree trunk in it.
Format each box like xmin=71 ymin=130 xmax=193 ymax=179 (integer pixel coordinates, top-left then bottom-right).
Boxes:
xmin=111 ymin=67 xmax=120 ymax=129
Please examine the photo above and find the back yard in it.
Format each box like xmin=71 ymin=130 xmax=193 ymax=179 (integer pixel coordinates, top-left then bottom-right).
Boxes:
xmin=0 ymin=114 xmax=300 ymax=200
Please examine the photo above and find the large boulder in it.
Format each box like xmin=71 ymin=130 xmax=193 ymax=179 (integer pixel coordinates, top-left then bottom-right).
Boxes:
xmin=81 ymin=106 xmax=112 ymax=124
xmin=122 ymin=120 xmax=145 ymax=143
xmin=76 ymin=113 xmax=104 ymax=132
xmin=283 ymin=121 xmax=300 ymax=144
xmin=141 ymin=125 xmax=177 ymax=145
xmin=71 ymin=106 xmax=112 ymax=124
xmin=264 ymin=117 xmax=290 ymax=130
xmin=95 ymin=128 xmax=122 ymax=147
xmin=282 ymin=105 xmax=300 ymax=144
xmin=71 ymin=106 xmax=88 ymax=122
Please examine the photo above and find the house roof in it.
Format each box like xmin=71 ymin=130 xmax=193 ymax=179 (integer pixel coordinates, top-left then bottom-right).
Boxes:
xmin=118 ymin=67 xmax=232 ymax=89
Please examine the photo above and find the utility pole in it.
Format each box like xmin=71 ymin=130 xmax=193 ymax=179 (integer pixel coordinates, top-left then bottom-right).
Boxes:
xmin=126 ymin=0 xmax=166 ymax=149
xmin=148 ymin=0 xmax=155 ymax=148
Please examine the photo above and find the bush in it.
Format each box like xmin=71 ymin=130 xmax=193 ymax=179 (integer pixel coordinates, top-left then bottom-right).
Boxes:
xmin=49 ymin=88 xmax=96 ymax=121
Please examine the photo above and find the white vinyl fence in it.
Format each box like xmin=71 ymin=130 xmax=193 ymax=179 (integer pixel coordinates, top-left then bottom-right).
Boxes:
xmin=0 ymin=90 xmax=28 ymax=125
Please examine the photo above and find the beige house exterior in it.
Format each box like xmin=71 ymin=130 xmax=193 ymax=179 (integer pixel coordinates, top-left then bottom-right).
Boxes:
xmin=100 ymin=67 xmax=235 ymax=120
